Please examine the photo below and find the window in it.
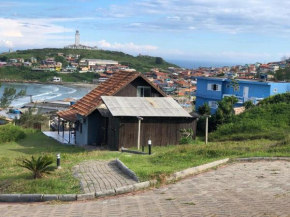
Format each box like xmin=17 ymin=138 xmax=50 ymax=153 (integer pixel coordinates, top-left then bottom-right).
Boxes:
xmin=207 ymin=83 xmax=221 ymax=91
xmin=137 ymin=86 xmax=151 ymax=97
xmin=209 ymin=101 xmax=218 ymax=109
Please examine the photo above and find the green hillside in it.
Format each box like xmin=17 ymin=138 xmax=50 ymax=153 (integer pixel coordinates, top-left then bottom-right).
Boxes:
xmin=0 ymin=48 xmax=179 ymax=72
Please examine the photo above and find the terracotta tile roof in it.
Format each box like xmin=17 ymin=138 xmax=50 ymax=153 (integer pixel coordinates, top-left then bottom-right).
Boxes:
xmin=57 ymin=71 xmax=165 ymax=122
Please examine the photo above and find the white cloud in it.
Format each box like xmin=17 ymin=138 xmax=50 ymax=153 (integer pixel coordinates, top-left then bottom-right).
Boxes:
xmin=97 ymin=40 xmax=158 ymax=52
xmin=100 ymin=0 xmax=290 ymax=34
xmin=0 ymin=39 xmax=14 ymax=48
xmin=0 ymin=17 xmax=93 ymax=49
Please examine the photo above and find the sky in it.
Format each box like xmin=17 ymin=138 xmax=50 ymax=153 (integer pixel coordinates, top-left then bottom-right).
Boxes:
xmin=0 ymin=0 xmax=290 ymax=66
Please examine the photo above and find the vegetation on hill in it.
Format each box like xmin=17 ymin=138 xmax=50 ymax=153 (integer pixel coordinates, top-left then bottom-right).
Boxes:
xmin=0 ymin=66 xmax=99 ymax=82
xmin=274 ymin=67 xmax=290 ymax=81
xmin=258 ymin=93 xmax=290 ymax=105
xmin=0 ymin=48 xmax=178 ymax=73
xmin=210 ymin=101 xmax=290 ymax=141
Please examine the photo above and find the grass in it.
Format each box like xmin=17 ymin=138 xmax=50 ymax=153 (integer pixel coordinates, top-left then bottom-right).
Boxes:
xmin=0 ymin=130 xmax=290 ymax=194
xmin=0 ymin=131 xmax=121 ymax=194
xmin=120 ymin=138 xmax=290 ymax=182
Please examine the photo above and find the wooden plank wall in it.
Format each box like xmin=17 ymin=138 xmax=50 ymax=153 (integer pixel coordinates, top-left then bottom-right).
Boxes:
xmin=115 ymin=77 xmax=163 ymax=97
xmin=107 ymin=117 xmax=120 ymax=150
xmin=118 ymin=117 xmax=197 ymax=149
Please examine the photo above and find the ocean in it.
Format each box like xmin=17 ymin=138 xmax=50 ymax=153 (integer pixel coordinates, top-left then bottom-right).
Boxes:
xmin=0 ymin=83 xmax=94 ymax=108
xmin=166 ymin=59 xmax=245 ymax=69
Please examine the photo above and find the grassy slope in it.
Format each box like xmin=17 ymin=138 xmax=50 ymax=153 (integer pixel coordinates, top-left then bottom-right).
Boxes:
xmin=210 ymin=103 xmax=290 ymax=141
xmin=0 ymin=132 xmax=121 ymax=194
xmin=0 ymin=66 xmax=99 ymax=82
xmin=0 ymin=131 xmax=289 ymax=194
xmin=0 ymin=48 xmax=178 ymax=73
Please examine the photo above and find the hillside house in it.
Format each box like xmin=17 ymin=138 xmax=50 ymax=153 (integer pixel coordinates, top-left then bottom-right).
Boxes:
xmin=57 ymin=71 xmax=197 ymax=149
xmin=195 ymin=77 xmax=290 ymax=113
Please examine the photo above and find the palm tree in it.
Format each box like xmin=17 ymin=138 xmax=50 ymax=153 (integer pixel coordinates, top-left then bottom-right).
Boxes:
xmin=18 ymin=155 xmax=55 ymax=179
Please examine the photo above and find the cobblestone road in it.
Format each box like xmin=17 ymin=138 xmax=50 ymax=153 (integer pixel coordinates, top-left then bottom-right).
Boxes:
xmin=73 ymin=161 xmax=137 ymax=193
xmin=1 ymin=161 xmax=290 ymax=217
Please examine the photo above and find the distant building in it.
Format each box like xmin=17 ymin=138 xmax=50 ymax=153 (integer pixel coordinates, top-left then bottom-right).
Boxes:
xmin=75 ymin=30 xmax=80 ymax=46
xmin=65 ymin=30 xmax=98 ymax=50
xmin=53 ymin=76 xmax=62 ymax=82
xmin=195 ymin=77 xmax=290 ymax=113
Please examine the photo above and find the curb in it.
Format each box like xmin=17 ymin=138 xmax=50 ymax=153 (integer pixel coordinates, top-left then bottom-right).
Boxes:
xmin=0 ymin=180 xmax=156 ymax=203
xmin=115 ymin=159 xmax=139 ymax=182
xmin=165 ymin=158 xmax=229 ymax=182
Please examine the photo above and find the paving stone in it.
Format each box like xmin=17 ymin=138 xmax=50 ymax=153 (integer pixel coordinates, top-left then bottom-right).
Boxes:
xmin=73 ymin=160 xmax=138 ymax=193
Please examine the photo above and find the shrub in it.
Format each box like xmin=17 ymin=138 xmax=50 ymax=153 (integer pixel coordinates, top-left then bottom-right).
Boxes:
xmin=179 ymin=137 xmax=192 ymax=144
xmin=210 ymin=103 xmax=290 ymax=141
xmin=0 ymin=124 xmax=27 ymax=144
xmin=18 ymin=155 xmax=55 ymax=179
xmin=258 ymin=93 xmax=290 ymax=105
xmin=244 ymin=100 xmax=255 ymax=110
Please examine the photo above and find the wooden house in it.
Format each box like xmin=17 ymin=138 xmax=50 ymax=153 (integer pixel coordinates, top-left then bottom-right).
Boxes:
xmin=57 ymin=71 xmax=198 ymax=149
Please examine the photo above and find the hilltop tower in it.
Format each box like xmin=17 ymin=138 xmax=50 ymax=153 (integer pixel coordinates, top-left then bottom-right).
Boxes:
xmin=75 ymin=30 xmax=80 ymax=46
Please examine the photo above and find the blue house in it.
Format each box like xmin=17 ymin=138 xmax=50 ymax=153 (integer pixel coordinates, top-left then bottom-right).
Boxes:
xmin=195 ymin=77 xmax=290 ymax=113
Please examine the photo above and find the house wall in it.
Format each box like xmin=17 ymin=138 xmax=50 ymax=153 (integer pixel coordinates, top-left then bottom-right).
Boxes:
xmin=270 ymin=83 xmax=290 ymax=95
xmin=75 ymin=116 xmax=89 ymax=145
xmin=111 ymin=117 xmax=197 ymax=151
xmin=224 ymin=80 xmax=271 ymax=99
xmin=115 ymin=77 xmax=163 ymax=97
xmin=195 ymin=78 xmax=225 ymax=113
xmin=195 ymin=77 xmax=290 ymax=114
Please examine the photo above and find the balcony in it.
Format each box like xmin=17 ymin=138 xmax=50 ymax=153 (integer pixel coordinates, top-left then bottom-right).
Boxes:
xmin=223 ymin=94 xmax=263 ymax=105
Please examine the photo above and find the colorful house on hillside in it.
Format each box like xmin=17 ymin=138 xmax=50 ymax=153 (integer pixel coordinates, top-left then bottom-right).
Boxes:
xmin=57 ymin=71 xmax=198 ymax=150
xmin=195 ymin=77 xmax=290 ymax=113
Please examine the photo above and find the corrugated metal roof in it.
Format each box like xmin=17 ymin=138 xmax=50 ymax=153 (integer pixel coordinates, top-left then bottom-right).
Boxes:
xmin=101 ymin=96 xmax=192 ymax=117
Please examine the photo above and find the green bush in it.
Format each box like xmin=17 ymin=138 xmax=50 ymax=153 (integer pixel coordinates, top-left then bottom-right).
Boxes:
xmin=210 ymin=103 xmax=290 ymax=141
xmin=0 ymin=124 xmax=27 ymax=144
xmin=258 ymin=93 xmax=290 ymax=105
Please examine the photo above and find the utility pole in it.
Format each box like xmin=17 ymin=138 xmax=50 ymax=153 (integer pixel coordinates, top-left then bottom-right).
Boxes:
xmin=205 ymin=115 xmax=211 ymax=144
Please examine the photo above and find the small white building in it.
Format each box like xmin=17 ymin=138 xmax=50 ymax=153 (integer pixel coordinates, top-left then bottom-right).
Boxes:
xmin=53 ymin=76 xmax=62 ymax=82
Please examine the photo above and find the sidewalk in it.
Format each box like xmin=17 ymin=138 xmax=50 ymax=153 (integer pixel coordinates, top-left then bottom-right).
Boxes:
xmin=73 ymin=160 xmax=138 ymax=193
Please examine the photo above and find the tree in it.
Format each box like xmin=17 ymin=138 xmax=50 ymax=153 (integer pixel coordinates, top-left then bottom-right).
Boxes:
xmin=215 ymin=96 xmax=238 ymax=124
xmin=55 ymin=56 xmax=68 ymax=67
xmin=15 ymin=109 xmax=48 ymax=128
xmin=274 ymin=67 xmax=290 ymax=81
xmin=0 ymin=56 xmax=8 ymax=62
xmin=198 ymin=103 xmax=211 ymax=115
xmin=18 ymin=155 xmax=55 ymax=179
xmin=155 ymin=57 xmax=164 ymax=64
xmin=0 ymin=84 xmax=26 ymax=109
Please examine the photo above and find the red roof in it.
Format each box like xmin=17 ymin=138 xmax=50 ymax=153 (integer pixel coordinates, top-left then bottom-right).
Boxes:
xmin=58 ymin=71 xmax=165 ymax=121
